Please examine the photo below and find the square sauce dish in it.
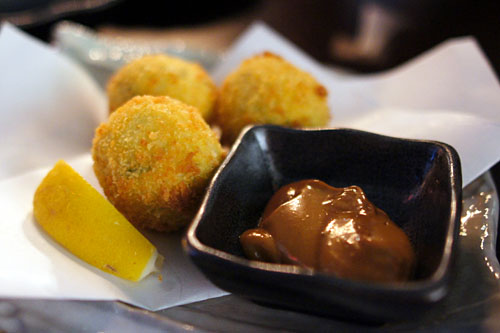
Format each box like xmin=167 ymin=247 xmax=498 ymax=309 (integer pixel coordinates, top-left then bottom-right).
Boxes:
xmin=184 ymin=125 xmax=462 ymax=323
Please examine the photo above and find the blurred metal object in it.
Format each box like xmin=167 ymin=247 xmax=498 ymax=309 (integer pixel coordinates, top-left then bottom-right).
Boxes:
xmin=0 ymin=0 xmax=120 ymax=28
xmin=329 ymin=2 xmax=403 ymax=66
xmin=52 ymin=21 xmax=221 ymax=87
xmin=257 ymin=0 xmax=500 ymax=76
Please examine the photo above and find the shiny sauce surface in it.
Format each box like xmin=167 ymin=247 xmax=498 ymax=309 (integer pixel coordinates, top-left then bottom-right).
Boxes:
xmin=240 ymin=179 xmax=416 ymax=282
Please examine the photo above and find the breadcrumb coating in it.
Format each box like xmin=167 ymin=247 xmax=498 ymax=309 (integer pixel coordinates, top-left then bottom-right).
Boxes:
xmin=107 ymin=54 xmax=217 ymax=121
xmin=92 ymin=95 xmax=225 ymax=232
xmin=215 ymin=52 xmax=330 ymax=144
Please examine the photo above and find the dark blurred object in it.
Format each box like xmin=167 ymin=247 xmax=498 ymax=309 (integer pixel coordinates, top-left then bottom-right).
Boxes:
xmin=15 ymin=0 xmax=500 ymax=79
xmin=259 ymin=0 xmax=500 ymax=78
xmin=0 ymin=0 xmax=51 ymax=13
xmin=0 ymin=0 xmax=121 ymax=27
xmin=8 ymin=0 xmax=259 ymax=41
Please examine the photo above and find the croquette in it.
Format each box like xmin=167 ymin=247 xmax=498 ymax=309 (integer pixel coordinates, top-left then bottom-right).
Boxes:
xmin=107 ymin=54 xmax=217 ymax=121
xmin=214 ymin=52 xmax=330 ymax=144
xmin=92 ymin=95 xmax=225 ymax=232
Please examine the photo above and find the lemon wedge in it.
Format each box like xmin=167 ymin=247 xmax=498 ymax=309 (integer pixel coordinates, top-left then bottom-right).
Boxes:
xmin=33 ymin=160 xmax=163 ymax=282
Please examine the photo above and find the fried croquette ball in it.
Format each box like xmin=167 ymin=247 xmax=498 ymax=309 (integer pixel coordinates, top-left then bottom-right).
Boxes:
xmin=215 ymin=52 xmax=330 ymax=144
xmin=107 ymin=54 xmax=217 ymax=120
xmin=92 ymin=95 xmax=225 ymax=232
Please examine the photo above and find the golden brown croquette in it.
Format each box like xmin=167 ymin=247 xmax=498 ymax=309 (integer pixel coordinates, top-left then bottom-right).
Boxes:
xmin=92 ymin=95 xmax=225 ymax=232
xmin=214 ymin=52 xmax=330 ymax=144
xmin=107 ymin=54 xmax=217 ymax=121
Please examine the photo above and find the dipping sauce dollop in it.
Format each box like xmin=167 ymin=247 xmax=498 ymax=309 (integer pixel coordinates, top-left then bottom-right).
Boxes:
xmin=240 ymin=179 xmax=416 ymax=282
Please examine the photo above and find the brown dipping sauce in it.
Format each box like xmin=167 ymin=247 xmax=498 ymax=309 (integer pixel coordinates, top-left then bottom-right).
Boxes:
xmin=240 ymin=179 xmax=415 ymax=282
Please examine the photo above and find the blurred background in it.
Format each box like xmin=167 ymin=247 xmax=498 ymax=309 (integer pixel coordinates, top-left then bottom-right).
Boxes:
xmin=1 ymin=0 xmax=500 ymax=179
xmin=1 ymin=0 xmax=499 ymax=74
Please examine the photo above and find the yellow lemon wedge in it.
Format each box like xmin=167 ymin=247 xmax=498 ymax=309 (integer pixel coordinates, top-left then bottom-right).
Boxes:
xmin=33 ymin=160 xmax=163 ymax=282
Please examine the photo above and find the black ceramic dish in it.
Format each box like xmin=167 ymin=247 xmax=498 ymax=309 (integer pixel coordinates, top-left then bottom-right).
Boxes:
xmin=184 ymin=125 xmax=462 ymax=323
